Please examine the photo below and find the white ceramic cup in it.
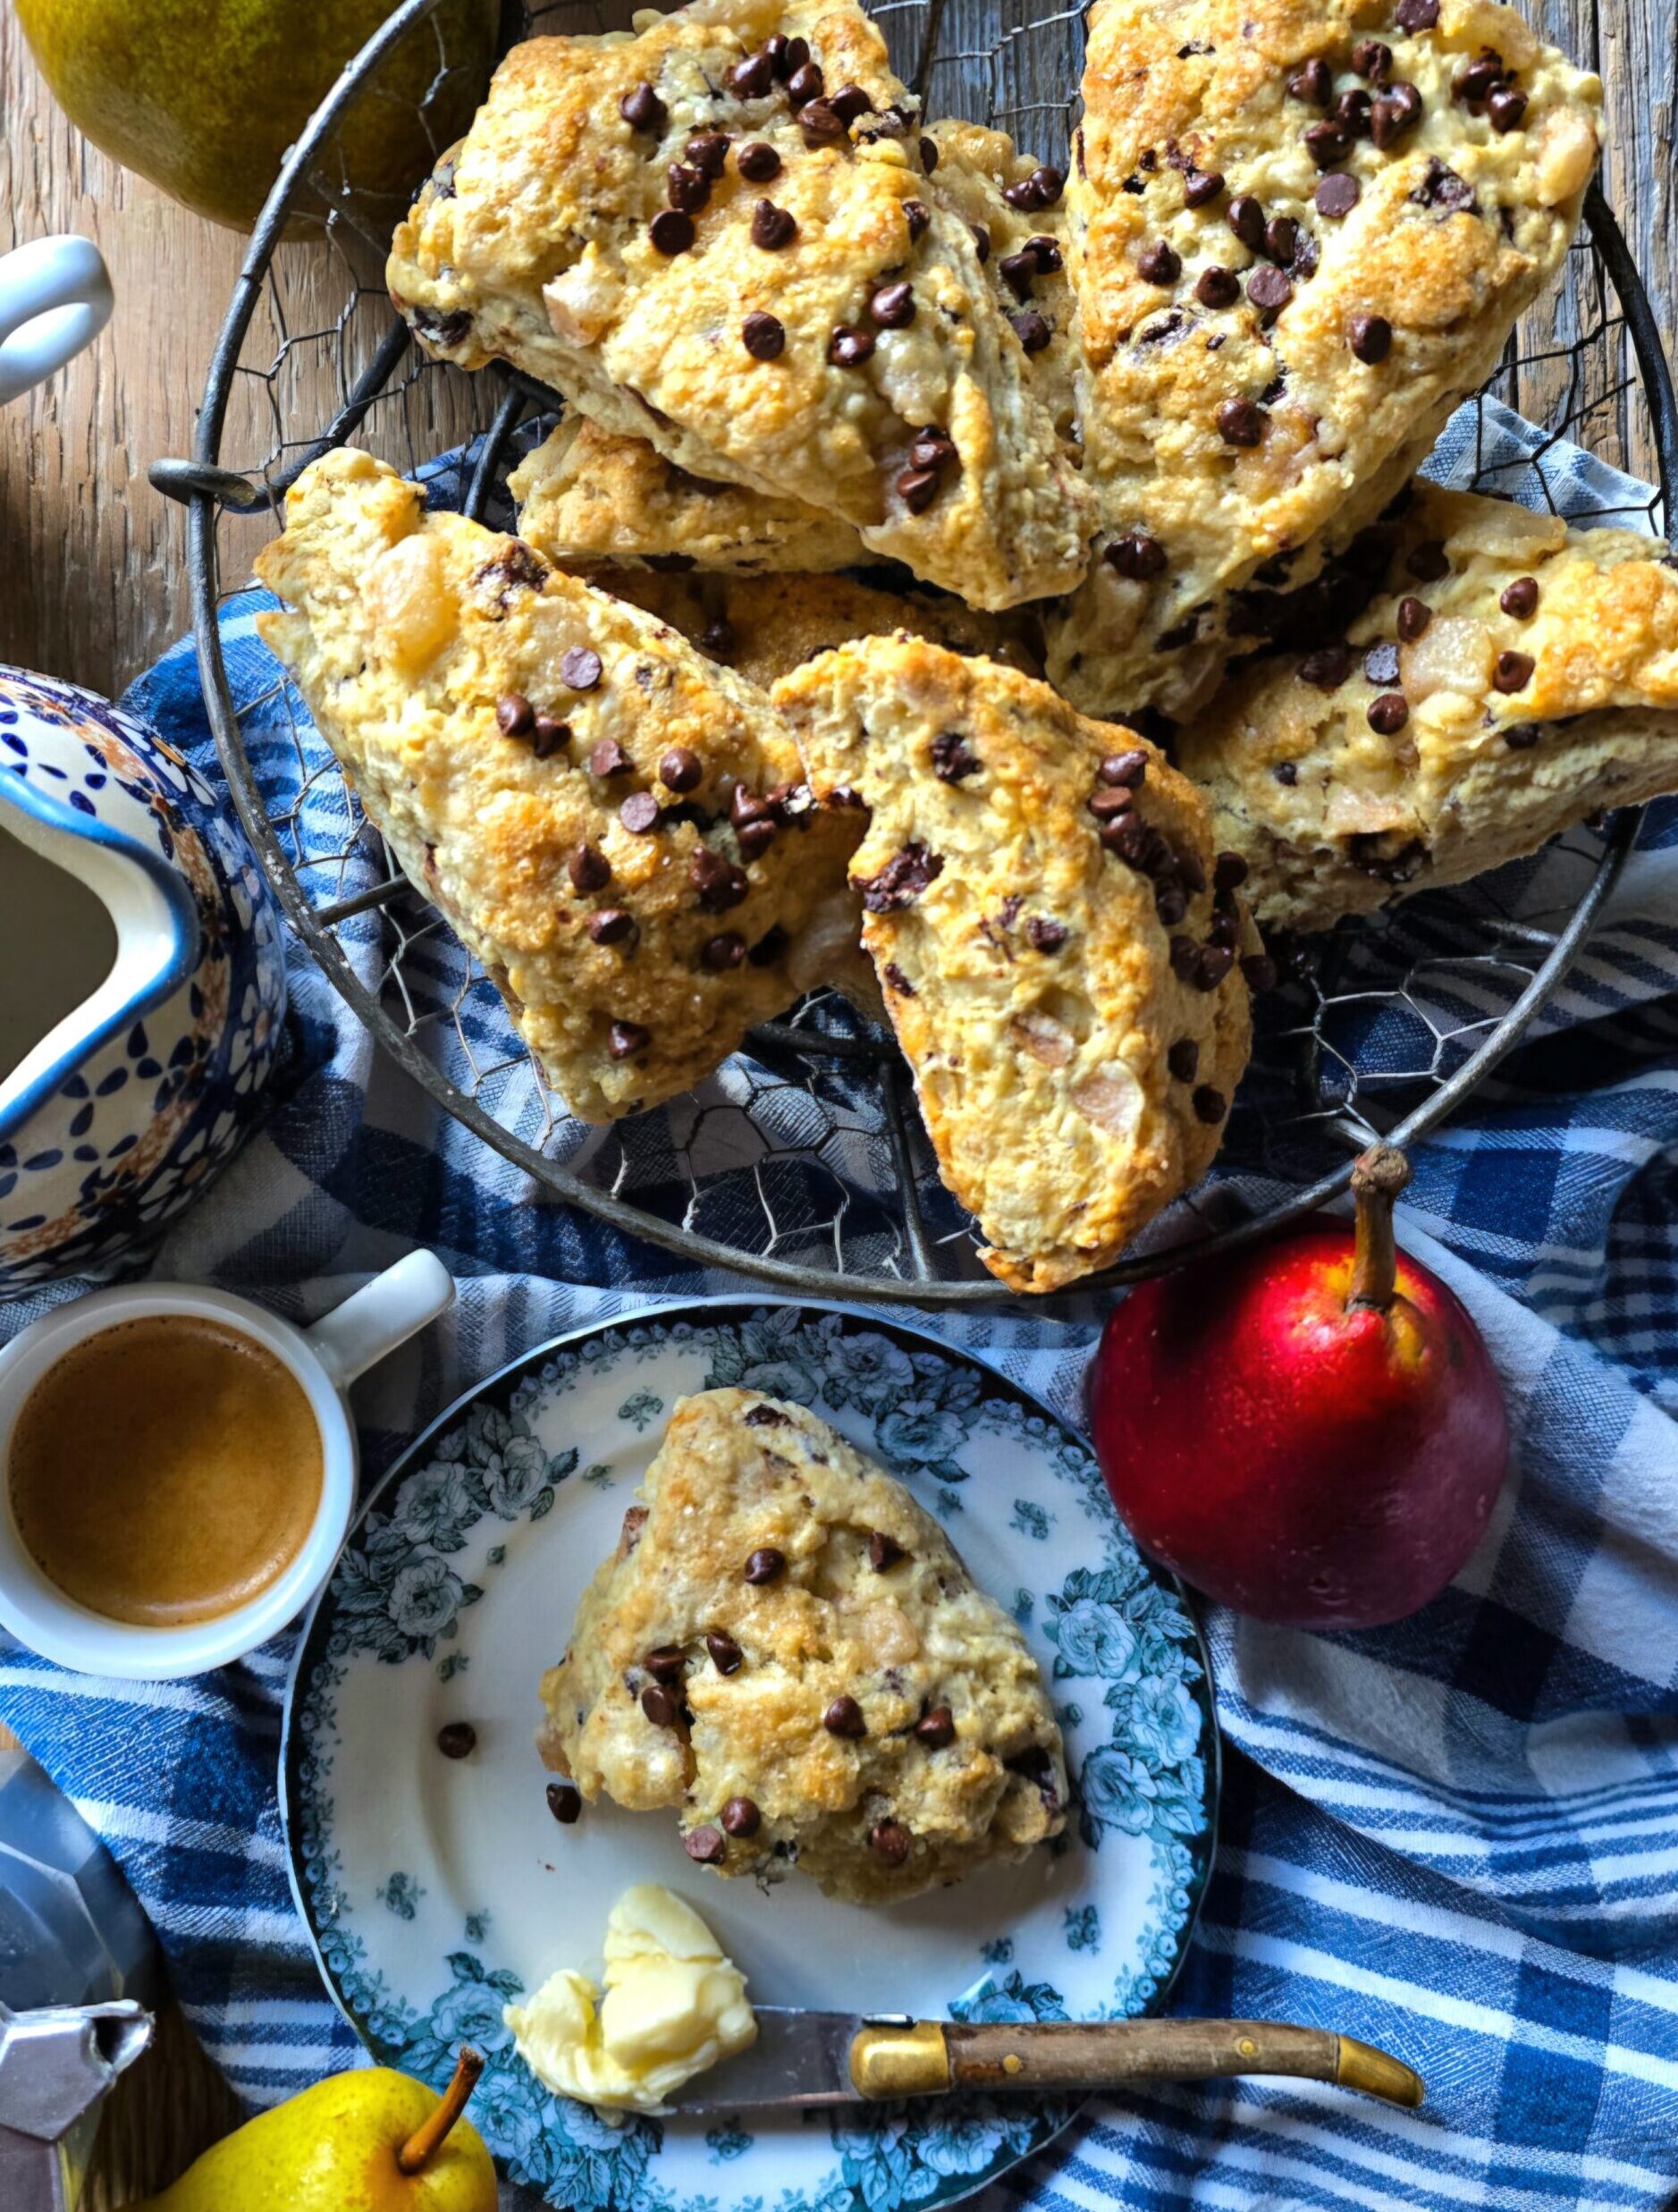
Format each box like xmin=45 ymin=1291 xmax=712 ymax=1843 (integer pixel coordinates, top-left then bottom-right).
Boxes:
xmin=0 ymin=235 xmax=114 ymax=405
xmin=0 ymin=1252 xmax=455 ymax=1678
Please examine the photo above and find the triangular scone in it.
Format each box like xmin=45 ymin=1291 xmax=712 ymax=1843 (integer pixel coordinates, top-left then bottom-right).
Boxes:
xmin=386 ymin=1 xmax=1092 ymax=610
xmin=772 ymin=637 xmax=1255 ymax=1292
xmin=1176 ymin=485 xmax=1678 ymax=932
xmin=254 ymin=450 xmax=861 ymax=1121
xmin=1051 ymin=0 xmax=1602 ymax=717
xmin=539 ymin=1388 xmax=1067 ymax=1905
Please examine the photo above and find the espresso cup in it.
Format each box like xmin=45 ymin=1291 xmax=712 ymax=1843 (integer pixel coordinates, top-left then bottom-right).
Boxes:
xmin=0 ymin=1253 xmax=454 ymax=1678
xmin=0 ymin=236 xmax=114 ymax=406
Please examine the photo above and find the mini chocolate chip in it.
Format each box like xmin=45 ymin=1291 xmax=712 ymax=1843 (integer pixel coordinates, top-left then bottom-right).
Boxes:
xmin=744 ymin=1546 xmax=785 ymax=1584
xmin=727 ymin=49 xmax=775 ymax=97
xmin=1315 ymin=172 xmax=1362 ymax=218
xmin=586 ymin=907 xmax=637 ymax=946
xmin=569 ymin=843 xmax=611 ymax=893
xmin=687 ymin=131 xmax=730 ymax=176
xmin=1213 ymin=850 xmax=1249 ymax=893
xmin=683 ymin=1825 xmax=726 ymax=1864
xmin=588 ymin=739 xmax=632 ymax=779
xmin=1504 ymin=723 xmax=1541 ymax=750
xmin=1501 ymin=575 xmax=1539 ymax=619
xmin=645 ymin=1646 xmax=687 ymax=1684
xmin=1168 ymin=934 xmax=1201 ymax=982
xmin=830 ymin=325 xmax=875 ymax=367
xmin=1406 ymin=540 xmax=1451 ymax=583
xmin=1196 ymin=264 xmax=1241 ymax=308
xmin=1247 ymin=265 xmax=1293 ymax=320
xmin=970 ymin=221 xmax=991 ymax=260
xmin=1192 ymin=1084 xmax=1227 ymax=1123
xmin=1303 ymin=121 xmax=1352 ymax=168
xmin=743 ymin=309 xmax=786 ymax=359
xmin=909 ymin=427 xmax=958 ymax=469
xmin=1494 ymin=649 xmax=1535 ymax=693
xmin=1139 ymin=240 xmax=1182 ymax=284
xmin=1106 ymin=532 xmax=1168 ymax=579
xmin=1264 ymin=215 xmax=1300 ymax=264
xmin=915 ymin=1705 xmax=956 ymax=1749
xmin=897 ymin=467 xmax=940 ymax=512
xmin=721 ymin=1796 xmax=762 ymax=1837
xmin=823 ymin=1694 xmax=866 ymax=1738
xmin=785 ymin=59 xmax=824 ymax=104
xmin=1455 ymin=52 xmax=1505 ymax=104
xmin=546 ymin=1780 xmax=581 ymax=1823
xmin=1167 ymin=1036 xmax=1200 ymax=1082
xmin=660 ymin=746 xmax=703 ymax=792
xmin=831 ymin=81 xmax=873 ymax=125
xmin=737 ymin=817 xmax=777 ymax=859
xmin=1024 ymin=232 xmax=1063 ymax=274
xmin=1371 ymin=84 xmax=1423 ymax=148
xmin=905 ymin=198 xmax=932 ymax=241
xmin=650 ymin=208 xmax=696 ymax=255
xmin=1274 ymin=759 xmax=1299 ymax=786
xmin=1368 ymin=692 xmax=1410 ymax=735
xmin=931 ymin=730 xmax=981 ymax=782
xmin=770 ymin=34 xmax=808 ymax=78
xmin=751 ymin=199 xmax=797 ymax=250
xmin=920 ymin=134 xmax=940 ymax=173
xmin=700 ymin=618 xmax=735 ymax=657
xmin=496 ymin=691 xmax=534 ymax=736
xmin=691 ymin=847 xmax=749 ymax=909
xmin=1011 ymin=310 xmax=1051 ymax=353
xmin=1396 ymin=594 xmax=1433 ymax=641
xmin=701 ymin=932 xmax=747 ymax=972
xmin=1153 ymin=882 xmax=1185 ymax=926
xmin=1242 ymin=952 xmax=1279 ymax=993
xmin=1353 ymin=38 xmax=1395 ymax=81
xmin=870 ymin=1819 xmax=911 ymax=1865
xmin=871 ymin=281 xmax=915 ymax=327
xmin=1349 ymin=311 xmax=1393 ymax=363
xmin=1335 ymin=88 xmax=1373 ymax=137
xmin=1025 ymin=916 xmax=1068 ymax=953
xmin=1298 ymin=645 xmax=1355 ymax=688
xmin=640 ymin=1683 xmax=679 ymax=1727
xmin=1288 ymin=57 xmax=1333 ymax=106
xmin=1100 ymin=748 xmax=1150 ymax=787
xmin=1196 ymin=943 xmax=1235 ymax=991
xmin=882 ymin=961 xmax=915 ymax=995
xmin=1395 ymin=0 xmax=1439 ymax=28
xmin=620 ymin=792 xmax=662 ymax=834
xmin=1088 ymin=787 xmax=1134 ymax=823
xmin=1217 ymin=396 xmax=1267 ymax=447
xmin=607 ymin=1019 xmax=650 ymax=1063
xmin=706 ymin=1630 xmax=743 ymax=1673
xmin=562 ymin=647 xmax=603 ymax=692
xmin=868 ymin=1531 xmax=906 ymax=1571
xmin=620 ymin=81 xmax=667 ymax=132
xmin=1185 ymin=166 xmax=1226 ymax=206
xmin=437 ymin=1722 xmax=476 ymax=1759
xmin=531 ymin=715 xmax=571 ymax=758
xmin=1227 ymin=194 xmax=1266 ymax=250
xmin=1101 ymin=814 xmax=1151 ymax=865
xmin=667 ymin=161 xmax=711 ymax=214
xmin=1207 ymin=907 xmax=1240 ymax=950
xmin=797 ymin=98 xmax=845 ymax=145
xmin=999 ymin=249 xmax=1038 ymax=300
xmin=737 ymin=140 xmax=780 ymax=182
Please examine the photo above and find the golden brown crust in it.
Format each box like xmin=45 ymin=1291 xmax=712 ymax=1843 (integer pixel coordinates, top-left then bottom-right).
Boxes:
xmin=1176 ymin=484 xmax=1678 ymax=930
xmin=253 ymin=449 xmax=861 ymax=1120
xmin=1053 ymin=0 xmax=1602 ymax=716
xmin=387 ymin=0 xmax=1092 ymax=608
xmin=772 ymin=637 xmax=1253 ymax=1292
xmin=540 ymin=1388 xmax=1067 ymax=1905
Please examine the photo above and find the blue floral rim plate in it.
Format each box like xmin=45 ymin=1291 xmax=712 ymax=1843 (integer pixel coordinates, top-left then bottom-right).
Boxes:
xmin=282 ymin=1300 xmax=1218 ymax=2212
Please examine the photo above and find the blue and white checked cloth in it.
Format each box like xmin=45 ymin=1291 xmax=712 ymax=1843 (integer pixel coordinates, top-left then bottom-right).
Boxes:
xmin=4 ymin=406 xmax=1678 ymax=2210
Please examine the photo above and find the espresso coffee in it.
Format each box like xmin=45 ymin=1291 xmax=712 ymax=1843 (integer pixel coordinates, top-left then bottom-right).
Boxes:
xmin=6 ymin=1314 xmax=324 ymax=1628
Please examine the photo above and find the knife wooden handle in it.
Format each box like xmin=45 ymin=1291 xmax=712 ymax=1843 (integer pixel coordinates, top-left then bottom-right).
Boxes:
xmin=849 ymin=2019 xmax=1421 ymax=2109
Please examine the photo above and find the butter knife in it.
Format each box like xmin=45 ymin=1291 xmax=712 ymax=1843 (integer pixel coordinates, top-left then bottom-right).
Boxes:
xmin=673 ymin=2010 xmax=1423 ymax=2115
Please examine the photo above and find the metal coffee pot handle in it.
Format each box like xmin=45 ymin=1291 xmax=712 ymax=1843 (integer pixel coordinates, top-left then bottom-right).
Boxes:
xmin=0 ymin=1999 xmax=153 ymax=2212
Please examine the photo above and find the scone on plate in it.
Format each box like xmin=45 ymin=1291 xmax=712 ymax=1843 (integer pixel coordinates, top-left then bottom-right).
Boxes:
xmin=1052 ymin=0 xmax=1602 ymax=717
xmin=772 ymin=637 xmax=1255 ymax=1292
xmin=539 ymin=1388 xmax=1067 ymax=1905
xmin=387 ymin=2 xmax=1092 ymax=608
xmin=254 ymin=449 xmax=862 ymax=1121
xmin=1176 ymin=484 xmax=1678 ymax=932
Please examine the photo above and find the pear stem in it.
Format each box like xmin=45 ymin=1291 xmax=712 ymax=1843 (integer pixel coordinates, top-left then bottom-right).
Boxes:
xmin=398 ymin=2047 xmax=484 ymax=2175
xmin=1347 ymin=1144 xmax=1412 ymax=1313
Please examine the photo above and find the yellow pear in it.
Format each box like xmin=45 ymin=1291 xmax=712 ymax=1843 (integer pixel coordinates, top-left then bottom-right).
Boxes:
xmin=16 ymin=0 xmax=499 ymax=232
xmin=132 ymin=2047 xmax=497 ymax=2212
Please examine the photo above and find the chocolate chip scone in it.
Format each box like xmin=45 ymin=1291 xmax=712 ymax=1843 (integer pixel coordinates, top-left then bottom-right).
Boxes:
xmin=253 ymin=449 xmax=861 ymax=1121
xmin=539 ymin=1388 xmax=1067 ymax=1904
xmin=772 ymin=637 xmax=1255 ymax=1292
xmin=1050 ymin=0 xmax=1602 ymax=718
xmin=1176 ymin=484 xmax=1678 ymax=932
xmin=387 ymin=2 xmax=1092 ymax=608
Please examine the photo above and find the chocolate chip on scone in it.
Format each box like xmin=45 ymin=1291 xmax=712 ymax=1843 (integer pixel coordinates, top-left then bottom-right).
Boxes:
xmin=772 ymin=637 xmax=1256 ymax=1294
xmin=537 ymin=1387 xmax=1067 ymax=1904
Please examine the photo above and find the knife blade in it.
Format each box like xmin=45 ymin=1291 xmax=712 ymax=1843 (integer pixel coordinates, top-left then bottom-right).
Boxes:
xmin=667 ymin=2010 xmax=1423 ymax=2116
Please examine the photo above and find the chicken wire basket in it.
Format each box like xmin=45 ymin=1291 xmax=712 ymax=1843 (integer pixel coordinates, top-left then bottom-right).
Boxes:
xmin=168 ymin=0 xmax=1678 ymax=1303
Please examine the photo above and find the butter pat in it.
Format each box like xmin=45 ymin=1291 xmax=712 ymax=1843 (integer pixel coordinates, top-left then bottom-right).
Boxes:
xmin=505 ymin=1885 xmax=755 ymax=2115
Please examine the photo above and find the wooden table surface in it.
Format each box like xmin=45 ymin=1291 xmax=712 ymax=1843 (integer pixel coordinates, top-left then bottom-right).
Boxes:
xmin=1 ymin=0 xmax=1673 ymax=2200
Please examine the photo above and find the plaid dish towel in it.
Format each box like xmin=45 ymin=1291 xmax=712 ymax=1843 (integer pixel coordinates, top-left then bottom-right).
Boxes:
xmin=4 ymin=402 xmax=1678 ymax=2211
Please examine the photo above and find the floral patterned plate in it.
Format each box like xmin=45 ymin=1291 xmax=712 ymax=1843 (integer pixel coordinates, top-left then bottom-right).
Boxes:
xmin=282 ymin=1301 xmax=1218 ymax=2212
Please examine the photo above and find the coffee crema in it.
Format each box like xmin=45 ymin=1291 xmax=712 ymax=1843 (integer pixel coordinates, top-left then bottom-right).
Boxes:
xmin=6 ymin=1314 xmax=324 ymax=1628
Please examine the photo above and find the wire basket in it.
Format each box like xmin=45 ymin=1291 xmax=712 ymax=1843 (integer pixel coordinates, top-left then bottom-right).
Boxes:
xmin=168 ymin=0 xmax=1678 ymax=1304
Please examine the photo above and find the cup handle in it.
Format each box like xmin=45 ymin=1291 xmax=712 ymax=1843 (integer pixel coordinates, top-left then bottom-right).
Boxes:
xmin=0 ymin=235 xmax=114 ymax=404
xmin=305 ymin=1251 xmax=456 ymax=1391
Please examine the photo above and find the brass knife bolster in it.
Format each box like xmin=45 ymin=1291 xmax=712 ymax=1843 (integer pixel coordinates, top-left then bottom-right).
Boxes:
xmin=850 ymin=2019 xmax=952 ymax=2099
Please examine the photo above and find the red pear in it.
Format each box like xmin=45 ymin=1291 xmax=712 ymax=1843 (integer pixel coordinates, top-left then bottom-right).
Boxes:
xmin=1090 ymin=1146 xmax=1509 ymax=1629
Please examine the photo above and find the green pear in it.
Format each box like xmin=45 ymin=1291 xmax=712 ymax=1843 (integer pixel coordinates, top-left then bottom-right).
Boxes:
xmin=16 ymin=0 xmax=500 ymax=232
xmin=132 ymin=2048 xmax=498 ymax=2212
